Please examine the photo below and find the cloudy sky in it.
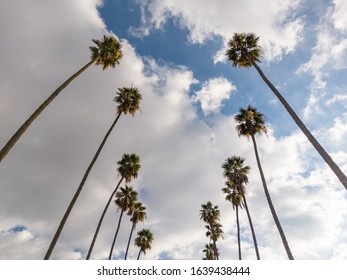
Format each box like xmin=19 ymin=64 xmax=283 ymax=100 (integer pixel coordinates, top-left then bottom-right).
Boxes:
xmin=1 ymin=0 xmax=347 ymax=260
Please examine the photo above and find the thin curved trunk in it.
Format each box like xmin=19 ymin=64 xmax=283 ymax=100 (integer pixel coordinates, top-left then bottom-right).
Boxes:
xmin=137 ymin=249 xmax=142 ymax=260
xmin=235 ymin=206 xmax=241 ymax=260
xmin=0 ymin=59 xmax=96 ymax=163
xmin=124 ymin=223 xmax=136 ymax=260
xmin=242 ymin=194 xmax=260 ymax=260
xmin=251 ymin=134 xmax=294 ymax=260
xmin=44 ymin=112 xmax=122 ymax=260
xmin=86 ymin=177 xmax=124 ymax=260
xmin=108 ymin=209 xmax=125 ymax=260
xmin=248 ymin=58 xmax=347 ymax=191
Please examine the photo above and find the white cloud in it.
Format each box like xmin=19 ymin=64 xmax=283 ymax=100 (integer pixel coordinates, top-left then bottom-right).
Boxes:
xmin=192 ymin=77 xmax=236 ymax=115
xmin=133 ymin=0 xmax=304 ymax=61
xmin=0 ymin=0 xmax=346 ymax=261
xmin=332 ymin=0 xmax=347 ymax=32
xmin=296 ymin=2 xmax=347 ymax=120
xmin=327 ymin=113 xmax=347 ymax=143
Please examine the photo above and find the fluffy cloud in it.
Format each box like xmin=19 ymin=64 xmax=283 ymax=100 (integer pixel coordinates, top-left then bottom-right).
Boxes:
xmin=296 ymin=2 xmax=347 ymax=121
xmin=132 ymin=0 xmax=304 ymax=61
xmin=192 ymin=77 xmax=236 ymax=115
xmin=0 ymin=0 xmax=346 ymax=261
xmin=332 ymin=0 xmax=347 ymax=32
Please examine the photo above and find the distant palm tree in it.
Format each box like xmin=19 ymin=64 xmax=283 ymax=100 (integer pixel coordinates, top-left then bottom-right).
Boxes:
xmin=135 ymin=228 xmax=154 ymax=260
xmin=44 ymin=87 xmax=141 ymax=260
xmin=200 ymin=201 xmax=223 ymax=260
xmin=109 ymin=186 xmax=138 ymax=260
xmin=222 ymin=156 xmax=260 ymax=259
xmin=202 ymin=243 xmax=218 ymax=260
xmin=86 ymin=153 xmax=141 ymax=260
xmin=222 ymin=181 xmax=243 ymax=260
xmin=226 ymin=32 xmax=347 ymax=190
xmin=1 ymin=35 xmax=122 ymax=163
xmin=124 ymin=201 xmax=147 ymax=260
xmin=235 ymin=105 xmax=294 ymax=260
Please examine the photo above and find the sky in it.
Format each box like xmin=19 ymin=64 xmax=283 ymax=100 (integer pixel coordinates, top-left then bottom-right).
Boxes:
xmin=1 ymin=0 xmax=347 ymax=260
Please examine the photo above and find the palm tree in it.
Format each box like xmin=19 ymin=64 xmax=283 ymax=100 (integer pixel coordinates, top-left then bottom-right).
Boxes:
xmin=200 ymin=201 xmax=223 ymax=260
xmin=222 ymin=181 xmax=243 ymax=260
xmin=124 ymin=201 xmax=147 ymax=260
xmin=109 ymin=186 xmax=138 ymax=260
xmin=0 ymin=35 xmax=122 ymax=163
xmin=44 ymin=87 xmax=141 ymax=260
xmin=135 ymin=228 xmax=154 ymax=260
xmin=222 ymin=156 xmax=260 ymax=260
xmin=202 ymin=243 xmax=217 ymax=260
xmin=226 ymin=32 xmax=347 ymax=191
xmin=235 ymin=105 xmax=294 ymax=260
xmin=86 ymin=153 xmax=141 ymax=260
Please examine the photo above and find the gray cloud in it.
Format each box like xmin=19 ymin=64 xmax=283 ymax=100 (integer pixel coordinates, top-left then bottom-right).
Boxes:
xmin=1 ymin=0 xmax=346 ymax=261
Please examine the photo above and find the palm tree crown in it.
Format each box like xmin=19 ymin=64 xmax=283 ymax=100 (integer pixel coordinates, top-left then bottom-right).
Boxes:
xmin=90 ymin=35 xmax=123 ymax=70
xmin=226 ymin=33 xmax=262 ymax=68
xmin=114 ymin=86 xmax=142 ymax=116
xmin=135 ymin=228 xmax=154 ymax=259
xmin=222 ymin=156 xmax=250 ymax=187
xmin=222 ymin=181 xmax=244 ymax=209
xmin=117 ymin=153 xmax=141 ymax=183
xmin=202 ymin=243 xmax=218 ymax=260
xmin=200 ymin=201 xmax=221 ymax=226
xmin=235 ymin=105 xmax=268 ymax=138
xmin=115 ymin=186 xmax=138 ymax=214
xmin=130 ymin=202 xmax=147 ymax=224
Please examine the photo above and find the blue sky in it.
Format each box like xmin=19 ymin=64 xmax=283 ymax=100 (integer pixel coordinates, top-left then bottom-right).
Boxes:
xmin=1 ymin=0 xmax=347 ymax=260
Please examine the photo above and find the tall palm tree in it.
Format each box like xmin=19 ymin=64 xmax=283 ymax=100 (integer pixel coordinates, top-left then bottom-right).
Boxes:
xmin=226 ymin=32 xmax=347 ymax=191
xmin=109 ymin=186 xmax=138 ymax=260
xmin=135 ymin=228 xmax=154 ymax=260
xmin=124 ymin=201 xmax=147 ymax=260
xmin=222 ymin=181 xmax=243 ymax=260
xmin=44 ymin=87 xmax=141 ymax=260
xmin=222 ymin=156 xmax=260 ymax=260
xmin=235 ymin=105 xmax=294 ymax=260
xmin=0 ymin=35 xmax=122 ymax=163
xmin=86 ymin=153 xmax=141 ymax=260
xmin=200 ymin=201 xmax=223 ymax=260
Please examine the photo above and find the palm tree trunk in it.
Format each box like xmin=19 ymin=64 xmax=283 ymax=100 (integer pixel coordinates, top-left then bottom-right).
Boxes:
xmin=242 ymin=194 xmax=260 ymax=260
xmin=137 ymin=249 xmax=142 ymax=260
xmin=249 ymin=58 xmax=347 ymax=191
xmin=124 ymin=223 xmax=136 ymax=260
xmin=0 ymin=59 xmax=96 ymax=163
xmin=235 ymin=206 xmax=241 ymax=260
xmin=43 ymin=112 xmax=122 ymax=260
xmin=251 ymin=134 xmax=294 ymax=260
xmin=86 ymin=177 xmax=124 ymax=260
xmin=108 ymin=209 xmax=124 ymax=260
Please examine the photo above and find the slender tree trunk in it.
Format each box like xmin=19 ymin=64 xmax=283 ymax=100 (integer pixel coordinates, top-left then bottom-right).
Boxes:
xmin=249 ymin=58 xmax=347 ymax=191
xmin=242 ymin=194 xmax=260 ymax=260
xmin=124 ymin=223 xmax=136 ymax=260
xmin=86 ymin=177 xmax=124 ymax=260
xmin=43 ymin=112 xmax=122 ymax=260
xmin=108 ymin=209 xmax=124 ymax=260
xmin=0 ymin=59 xmax=96 ymax=163
xmin=235 ymin=206 xmax=241 ymax=260
xmin=251 ymin=134 xmax=294 ymax=260
xmin=137 ymin=249 xmax=142 ymax=260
